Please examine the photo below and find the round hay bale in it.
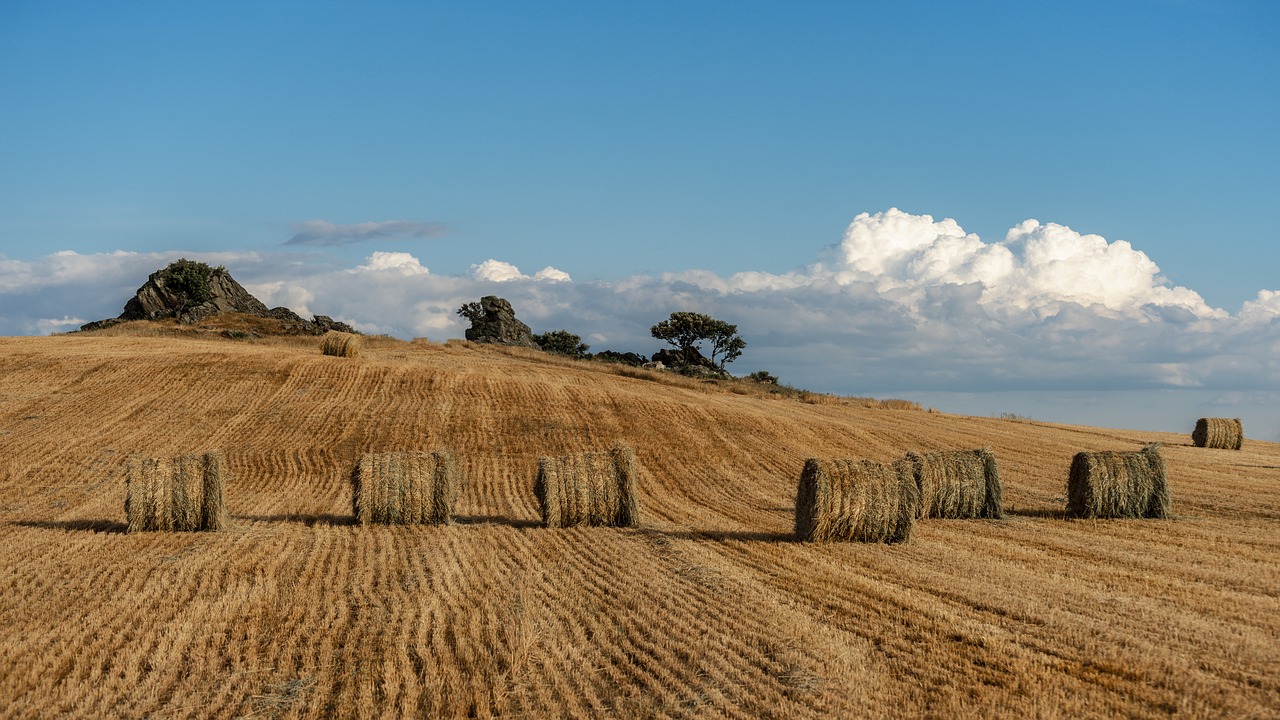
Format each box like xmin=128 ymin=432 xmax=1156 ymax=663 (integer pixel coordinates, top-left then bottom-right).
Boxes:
xmin=200 ymin=451 xmax=229 ymax=531
xmin=124 ymin=452 xmax=228 ymax=532
xmin=794 ymin=457 xmax=918 ymax=543
xmin=534 ymin=445 xmax=639 ymax=528
xmin=351 ymin=450 xmax=458 ymax=525
xmin=321 ymin=331 xmax=362 ymax=358
xmin=902 ymin=448 xmax=1003 ymax=519
xmin=1191 ymin=418 xmax=1243 ymax=450
xmin=1066 ymin=444 xmax=1169 ymax=519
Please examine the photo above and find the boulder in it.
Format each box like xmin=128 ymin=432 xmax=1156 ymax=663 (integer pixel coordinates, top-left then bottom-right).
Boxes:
xmin=652 ymin=347 xmax=716 ymax=370
xmin=78 ymin=260 xmax=361 ymax=336
xmin=463 ymin=296 xmax=537 ymax=348
xmin=652 ymin=347 xmax=729 ymax=379
xmin=594 ymin=350 xmax=648 ymax=367
xmin=120 ymin=262 xmax=268 ymax=322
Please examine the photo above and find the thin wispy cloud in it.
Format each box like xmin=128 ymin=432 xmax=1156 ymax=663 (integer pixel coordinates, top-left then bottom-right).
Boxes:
xmin=285 ymin=220 xmax=449 ymax=246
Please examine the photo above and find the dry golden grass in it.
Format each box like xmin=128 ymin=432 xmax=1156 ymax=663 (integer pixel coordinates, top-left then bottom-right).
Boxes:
xmin=1 ymin=329 xmax=1278 ymax=718
xmin=535 ymin=446 xmax=640 ymax=528
xmin=1067 ymin=444 xmax=1171 ymax=520
xmin=320 ymin=331 xmax=362 ymax=358
xmin=794 ymin=457 xmax=918 ymax=543
xmin=904 ymin=448 xmax=1004 ymax=520
xmin=1193 ymin=417 xmax=1244 ymax=450
xmin=351 ymin=450 xmax=459 ymax=525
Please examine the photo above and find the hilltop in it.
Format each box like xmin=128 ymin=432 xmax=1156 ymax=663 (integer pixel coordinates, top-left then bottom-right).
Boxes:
xmin=79 ymin=259 xmax=357 ymax=336
xmin=0 ymin=327 xmax=1276 ymax=717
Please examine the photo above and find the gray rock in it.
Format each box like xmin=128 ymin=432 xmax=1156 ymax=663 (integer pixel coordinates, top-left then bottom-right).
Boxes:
xmin=120 ymin=264 xmax=268 ymax=321
xmin=79 ymin=260 xmax=360 ymax=336
xmin=463 ymin=296 xmax=537 ymax=348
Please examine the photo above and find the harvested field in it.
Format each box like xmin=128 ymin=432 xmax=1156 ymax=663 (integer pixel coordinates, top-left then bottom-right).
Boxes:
xmin=1193 ymin=417 xmax=1244 ymax=450
xmin=0 ymin=330 xmax=1277 ymax=718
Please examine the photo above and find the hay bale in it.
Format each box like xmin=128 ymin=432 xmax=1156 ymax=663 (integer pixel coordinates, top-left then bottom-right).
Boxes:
xmin=1192 ymin=417 xmax=1243 ymax=450
xmin=902 ymin=448 xmax=1003 ymax=519
xmin=1066 ymin=444 xmax=1170 ymax=519
xmin=321 ymin=331 xmax=362 ymax=358
xmin=124 ymin=451 xmax=228 ymax=532
xmin=534 ymin=446 xmax=639 ymax=528
xmin=794 ymin=458 xmax=918 ymax=543
xmin=351 ymin=450 xmax=458 ymax=525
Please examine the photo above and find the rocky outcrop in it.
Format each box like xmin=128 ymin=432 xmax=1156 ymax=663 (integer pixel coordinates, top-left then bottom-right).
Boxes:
xmin=463 ymin=296 xmax=537 ymax=348
xmin=120 ymin=262 xmax=268 ymax=323
xmin=79 ymin=260 xmax=358 ymax=335
xmin=262 ymin=307 xmax=358 ymax=335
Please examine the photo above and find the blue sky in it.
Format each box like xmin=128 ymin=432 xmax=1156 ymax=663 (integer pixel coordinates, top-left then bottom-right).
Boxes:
xmin=2 ymin=1 xmax=1278 ymax=437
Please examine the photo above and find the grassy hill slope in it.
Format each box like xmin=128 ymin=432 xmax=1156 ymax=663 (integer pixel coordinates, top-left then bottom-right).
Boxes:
xmin=0 ymin=329 xmax=1276 ymax=718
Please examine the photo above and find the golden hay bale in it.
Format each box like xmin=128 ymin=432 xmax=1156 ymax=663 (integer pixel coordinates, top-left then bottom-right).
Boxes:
xmin=794 ymin=458 xmax=918 ymax=543
xmin=321 ymin=331 xmax=362 ymax=358
xmin=1066 ymin=444 xmax=1170 ymax=519
xmin=902 ymin=448 xmax=1003 ymax=519
xmin=351 ymin=450 xmax=458 ymax=525
xmin=1192 ymin=418 xmax=1243 ymax=450
xmin=124 ymin=451 xmax=228 ymax=532
xmin=534 ymin=446 xmax=639 ymax=528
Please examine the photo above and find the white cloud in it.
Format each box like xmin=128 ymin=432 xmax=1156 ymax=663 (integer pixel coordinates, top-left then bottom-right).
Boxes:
xmin=3 ymin=210 xmax=1278 ymax=434
xmin=354 ymin=251 xmax=430 ymax=275
xmin=285 ymin=220 xmax=448 ymax=246
xmin=533 ymin=266 xmax=572 ymax=282
xmin=813 ymin=208 xmax=1220 ymax=320
xmin=1239 ymin=289 xmax=1280 ymax=322
xmin=469 ymin=259 xmax=527 ymax=282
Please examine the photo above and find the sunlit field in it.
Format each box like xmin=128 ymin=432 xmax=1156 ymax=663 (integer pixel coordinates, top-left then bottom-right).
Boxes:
xmin=1 ymin=324 xmax=1276 ymax=718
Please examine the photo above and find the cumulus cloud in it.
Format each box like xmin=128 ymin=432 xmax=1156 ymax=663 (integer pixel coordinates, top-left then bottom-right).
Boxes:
xmin=354 ymin=251 xmax=430 ymax=275
xmin=468 ymin=259 xmax=572 ymax=283
xmin=285 ymin=219 xmax=448 ymax=246
xmin=3 ymin=210 xmax=1278 ymax=434
xmin=469 ymin=259 xmax=527 ymax=282
xmin=815 ymin=208 xmax=1220 ymax=319
xmin=533 ymin=266 xmax=572 ymax=282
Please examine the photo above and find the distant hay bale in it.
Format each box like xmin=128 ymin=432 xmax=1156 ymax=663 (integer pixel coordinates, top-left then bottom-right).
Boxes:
xmin=1192 ymin=418 xmax=1243 ymax=450
xmin=902 ymin=448 xmax=1003 ymax=519
xmin=794 ymin=458 xmax=918 ymax=543
xmin=351 ymin=450 xmax=459 ymax=525
xmin=321 ymin=331 xmax=362 ymax=358
xmin=534 ymin=446 xmax=639 ymax=528
xmin=124 ymin=451 xmax=228 ymax=532
xmin=1066 ymin=444 xmax=1170 ymax=519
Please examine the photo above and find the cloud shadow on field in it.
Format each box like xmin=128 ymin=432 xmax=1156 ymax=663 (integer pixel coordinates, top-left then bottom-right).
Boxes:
xmin=14 ymin=518 xmax=128 ymax=533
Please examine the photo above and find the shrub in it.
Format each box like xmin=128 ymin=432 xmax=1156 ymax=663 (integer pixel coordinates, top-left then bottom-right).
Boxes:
xmin=157 ymin=259 xmax=226 ymax=305
xmin=534 ymin=330 xmax=591 ymax=358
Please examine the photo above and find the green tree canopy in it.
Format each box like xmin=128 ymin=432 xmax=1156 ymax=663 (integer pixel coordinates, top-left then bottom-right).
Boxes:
xmin=650 ymin=311 xmax=746 ymax=368
xmin=534 ymin=330 xmax=590 ymax=358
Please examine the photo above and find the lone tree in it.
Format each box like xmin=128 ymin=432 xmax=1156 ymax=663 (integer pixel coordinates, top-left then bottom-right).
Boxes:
xmin=534 ymin=330 xmax=590 ymax=358
xmin=650 ymin=311 xmax=746 ymax=369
